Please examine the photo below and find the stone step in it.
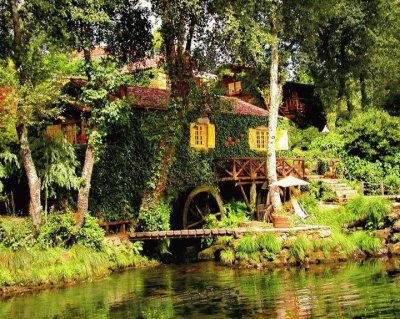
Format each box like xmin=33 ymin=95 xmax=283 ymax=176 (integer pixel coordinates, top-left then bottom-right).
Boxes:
xmin=329 ymin=183 xmax=350 ymax=189
xmin=336 ymin=189 xmax=358 ymax=196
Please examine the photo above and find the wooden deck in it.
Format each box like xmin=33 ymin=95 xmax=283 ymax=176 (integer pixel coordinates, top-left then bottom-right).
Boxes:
xmin=128 ymin=225 xmax=330 ymax=241
xmin=215 ymin=157 xmax=305 ymax=182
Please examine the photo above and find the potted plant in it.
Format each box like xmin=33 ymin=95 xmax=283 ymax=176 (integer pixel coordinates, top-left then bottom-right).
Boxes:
xmin=272 ymin=205 xmax=292 ymax=228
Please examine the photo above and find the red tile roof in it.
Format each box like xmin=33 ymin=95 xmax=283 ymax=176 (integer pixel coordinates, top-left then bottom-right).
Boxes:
xmin=126 ymin=87 xmax=170 ymax=109
xmin=124 ymin=55 xmax=165 ymax=73
xmin=220 ymin=96 xmax=268 ymax=117
xmin=73 ymin=48 xmax=107 ymax=60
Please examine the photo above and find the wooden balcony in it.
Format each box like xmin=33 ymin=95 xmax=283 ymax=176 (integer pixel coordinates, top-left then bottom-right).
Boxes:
xmin=215 ymin=157 xmax=305 ymax=182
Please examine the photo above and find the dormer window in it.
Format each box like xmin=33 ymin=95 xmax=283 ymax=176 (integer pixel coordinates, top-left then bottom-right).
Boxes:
xmin=228 ymin=81 xmax=242 ymax=96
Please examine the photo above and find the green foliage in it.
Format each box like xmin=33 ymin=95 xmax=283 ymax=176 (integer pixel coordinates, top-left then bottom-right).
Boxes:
xmin=351 ymin=232 xmax=382 ymax=255
xmin=32 ymin=135 xmax=80 ymax=201
xmin=220 ymin=249 xmax=235 ymax=265
xmin=0 ymin=218 xmax=35 ymax=250
xmin=0 ymin=215 xmax=105 ymax=251
xmin=137 ymin=200 xmax=171 ymax=232
xmin=211 ymin=114 xmax=268 ymax=158
xmin=0 ymin=242 xmax=152 ymax=287
xmin=289 ymin=236 xmax=310 ymax=261
xmin=236 ymin=235 xmax=259 ymax=255
xmin=257 ymin=233 xmax=282 ymax=258
xmin=342 ymin=110 xmax=400 ymax=163
xmin=312 ymin=238 xmax=336 ymax=256
xmin=0 ymin=268 xmax=12 ymax=286
xmin=345 ymin=196 xmax=391 ymax=229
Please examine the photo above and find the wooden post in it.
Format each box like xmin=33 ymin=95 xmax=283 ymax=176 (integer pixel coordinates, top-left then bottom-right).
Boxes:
xmin=239 ymin=184 xmax=251 ymax=212
xmin=250 ymin=182 xmax=257 ymax=219
xmin=381 ymin=182 xmax=385 ymax=196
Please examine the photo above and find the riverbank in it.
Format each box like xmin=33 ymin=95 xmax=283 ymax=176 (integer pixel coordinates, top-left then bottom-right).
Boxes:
xmin=0 ymin=215 xmax=157 ymax=298
xmin=0 ymin=237 xmax=157 ymax=298
xmin=198 ymin=195 xmax=400 ymax=268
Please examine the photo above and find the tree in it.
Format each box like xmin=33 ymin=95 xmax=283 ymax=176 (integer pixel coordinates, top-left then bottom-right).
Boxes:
xmin=0 ymin=1 xmax=63 ymax=234
xmin=138 ymin=0 xmax=222 ymax=214
xmin=0 ymin=63 xmax=60 ymax=234
xmin=304 ymin=0 xmax=400 ymax=114
xmin=41 ymin=0 xmax=152 ymax=228
xmin=32 ymin=135 xmax=80 ymax=217
xmin=218 ymin=0 xmax=333 ymax=211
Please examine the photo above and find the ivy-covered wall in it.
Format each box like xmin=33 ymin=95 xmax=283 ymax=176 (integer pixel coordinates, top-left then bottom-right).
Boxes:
xmin=89 ymin=109 xmax=269 ymax=221
xmin=211 ymin=114 xmax=268 ymax=158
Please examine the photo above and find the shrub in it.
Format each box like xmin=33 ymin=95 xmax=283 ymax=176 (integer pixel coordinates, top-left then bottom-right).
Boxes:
xmin=138 ymin=200 xmax=171 ymax=231
xmin=0 ymin=214 xmax=105 ymax=251
xmin=37 ymin=214 xmax=105 ymax=250
xmin=0 ymin=268 xmax=12 ymax=286
xmin=312 ymin=238 xmax=336 ymax=255
xmin=0 ymin=218 xmax=35 ymax=250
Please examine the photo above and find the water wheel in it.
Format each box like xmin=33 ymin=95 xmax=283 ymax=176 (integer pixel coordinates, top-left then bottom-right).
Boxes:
xmin=182 ymin=186 xmax=224 ymax=229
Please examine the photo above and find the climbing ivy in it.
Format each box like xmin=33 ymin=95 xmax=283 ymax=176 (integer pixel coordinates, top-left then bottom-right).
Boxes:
xmin=89 ymin=107 xmax=269 ymax=222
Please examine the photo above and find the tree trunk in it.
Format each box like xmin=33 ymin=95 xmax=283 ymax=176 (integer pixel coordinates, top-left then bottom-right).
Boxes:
xmin=360 ymin=72 xmax=368 ymax=109
xmin=76 ymin=131 xmax=96 ymax=229
xmin=16 ymin=124 xmax=41 ymax=235
xmin=9 ymin=0 xmax=27 ymax=83
xmin=83 ymin=48 xmax=92 ymax=81
xmin=267 ymin=13 xmax=282 ymax=212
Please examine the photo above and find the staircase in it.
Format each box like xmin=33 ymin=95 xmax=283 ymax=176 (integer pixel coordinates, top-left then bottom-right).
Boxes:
xmin=323 ymin=179 xmax=359 ymax=203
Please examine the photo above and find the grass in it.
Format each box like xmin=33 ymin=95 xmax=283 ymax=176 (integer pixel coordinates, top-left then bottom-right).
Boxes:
xmin=289 ymin=236 xmax=310 ymax=261
xmin=0 ymin=243 xmax=154 ymax=288
xmin=236 ymin=235 xmax=259 ymax=254
xmin=220 ymin=249 xmax=235 ymax=265
xmin=351 ymin=232 xmax=383 ymax=255
xmin=257 ymin=233 xmax=282 ymax=255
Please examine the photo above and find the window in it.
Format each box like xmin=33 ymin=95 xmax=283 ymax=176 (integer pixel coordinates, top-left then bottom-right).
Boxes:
xmin=249 ymin=128 xmax=289 ymax=151
xmin=194 ymin=124 xmax=207 ymax=147
xmin=190 ymin=122 xmax=216 ymax=150
xmin=256 ymin=130 xmax=267 ymax=150
xmin=249 ymin=128 xmax=268 ymax=151
xmin=227 ymin=81 xmax=242 ymax=96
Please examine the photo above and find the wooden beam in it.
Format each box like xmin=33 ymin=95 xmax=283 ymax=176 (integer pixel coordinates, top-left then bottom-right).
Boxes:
xmin=239 ymin=184 xmax=251 ymax=211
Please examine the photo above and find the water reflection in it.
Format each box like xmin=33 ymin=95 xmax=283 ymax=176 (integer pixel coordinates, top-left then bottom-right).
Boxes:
xmin=1 ymin=259 xmax=400 ymax=319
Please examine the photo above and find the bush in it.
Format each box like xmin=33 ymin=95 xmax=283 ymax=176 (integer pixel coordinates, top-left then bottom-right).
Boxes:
xmin=138 ymin=200 xmax=171 ymax=232
xmin=236 ymin=235 xmax=259 ymax=255
xmin=0 ymin=214 xmax=105 ymax=251
xmin=0 ymin=218 xmax=35 ymax=250
xmin=0 ymin=268 xmax=12 ymax=286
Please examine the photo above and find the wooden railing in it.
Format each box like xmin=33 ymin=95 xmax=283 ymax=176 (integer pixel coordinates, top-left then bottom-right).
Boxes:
xmin=215 ymin=157 xmax=305 ymax=182
xmin=361 ymin=181 xmax=400 ymax=198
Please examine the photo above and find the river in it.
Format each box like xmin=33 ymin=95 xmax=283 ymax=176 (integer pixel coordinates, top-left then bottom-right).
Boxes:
xmin=1 ymin=259 xmax=400 ymax=318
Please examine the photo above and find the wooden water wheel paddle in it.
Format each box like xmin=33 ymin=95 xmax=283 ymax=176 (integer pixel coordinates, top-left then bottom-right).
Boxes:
xmin=182 ymin=186 xmax=224 ymax=229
